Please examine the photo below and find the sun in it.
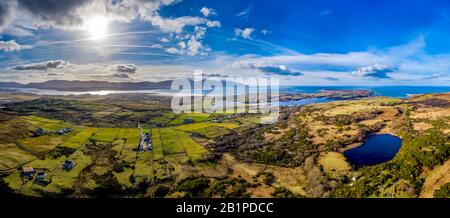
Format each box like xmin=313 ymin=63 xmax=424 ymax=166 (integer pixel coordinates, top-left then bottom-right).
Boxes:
xmin=86 ymin=15 xmax=109 ymax=40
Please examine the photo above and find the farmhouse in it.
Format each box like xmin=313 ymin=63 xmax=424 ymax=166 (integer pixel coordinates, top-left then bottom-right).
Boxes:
xmin=57 ymin=128 xmax=72 ymax=135
xmin=183 ymin=118 xmax=194 ymax=124
xmin=33 ymin=128 xmax=46 ymax=137
xmin=22 ymin=167 xmax=35 ymax=177
xmin=154 ymin=122 xmax=165 ymax=127
xmin=63 ymin=160 xmax=76 ymax=170
xmin=36 ymin=172 xmax=46 ymax=181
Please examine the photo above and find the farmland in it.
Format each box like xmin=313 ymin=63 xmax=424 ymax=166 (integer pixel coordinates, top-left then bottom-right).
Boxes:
xmin=0 ymin=92 xmax=449 ymax=198
xmin=0 ymin=95 xmax=244 ymax=197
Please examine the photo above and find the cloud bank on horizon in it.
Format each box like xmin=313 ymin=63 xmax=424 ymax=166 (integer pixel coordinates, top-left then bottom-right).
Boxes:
xmin=0 ymin=0 xmax=450 ymax=85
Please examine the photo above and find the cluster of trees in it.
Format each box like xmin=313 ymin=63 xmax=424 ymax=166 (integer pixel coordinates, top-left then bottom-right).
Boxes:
xmin=171 ymin=177 xmax=252 ymax=198
xmin=433 ymin=183 xmax=450 ymax=198
xmin=315 ymin=110 xmax=383 ymax=127
xmin=271 ymin=187 xmax=305 ymax=198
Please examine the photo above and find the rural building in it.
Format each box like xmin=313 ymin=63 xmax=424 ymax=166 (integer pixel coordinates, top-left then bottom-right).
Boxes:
xmin=57 ymin=128 xmax=72 ymax=135
xmin=154 ymin=123 xmax=165 ymax=127
xmin=33 ymin=128 xmax=46 ymax=137
xmin=36 ymin=172 xmax=46 ymax=181
xmin=138 ymin=132 xmax=153 ymax=151
xmin=63 ymin=160 xmax=76 ymax=170
xmin=183 ymin=118 xmax=194 ymax=124
xmin=22 ymin=167 xmax=35 ymax=177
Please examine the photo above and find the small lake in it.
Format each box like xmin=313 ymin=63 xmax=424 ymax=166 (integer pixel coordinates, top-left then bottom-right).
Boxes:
xmin=344 ymin=134 xmax=403 ymax=166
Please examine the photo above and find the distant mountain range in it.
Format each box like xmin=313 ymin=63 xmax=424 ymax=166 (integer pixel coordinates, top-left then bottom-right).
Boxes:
xmin=0 ymin=79 xmax=247 ymax=92
xmin=0 ymin=80 xmax=173 ymax=91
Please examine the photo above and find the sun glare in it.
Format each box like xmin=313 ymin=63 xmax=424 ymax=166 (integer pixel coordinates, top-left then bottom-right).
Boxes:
xmin=86 ymin=15 xmax=109 ymax=40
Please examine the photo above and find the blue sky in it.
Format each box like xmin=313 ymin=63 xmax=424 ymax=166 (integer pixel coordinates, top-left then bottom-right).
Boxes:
xmin=0 ymin=0 xmax=450 ymax=85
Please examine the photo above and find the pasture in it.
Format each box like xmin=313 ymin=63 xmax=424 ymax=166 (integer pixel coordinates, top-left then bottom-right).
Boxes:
xmin=61 ymin=128 xmax=98 ymax=149
xmin=168 ymin=113 xmax=211 ymax=125
xmin=0 ymin=143 xmax=36 ymax=171
xmin=91 ymin=128 xmax=120 ymax=142
xmin=2 ymin=114 xmax=222 ymax=196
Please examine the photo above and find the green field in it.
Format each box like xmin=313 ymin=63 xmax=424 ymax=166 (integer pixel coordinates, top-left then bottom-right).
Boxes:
xmin=116 ymin=128 xmax=140 ymax=163
xmin=47 ymin=150 xmax=92 ymax=191
xmin=91 ymin=128 xmax=120 ymax=142
xmin=2 ymin=114 xmax=223 ymax=196
xmin=174 ymin=122 xmax=239 ymax=138
xmin=22 ymin=116 xmax=72 ymax=131
xmin=159 ymin=128 xmax=208 ymax=161
xmin=151 ymin=129 xmax=164 ymax=160
xmin=0 ymin=143 xmax=36 ymax=170
xmin=17 ymin=135 xmax=68 ymax=154
xmin=168 ymin=113 xmax=211 ymax=125
xmin=149 ymin=112 xmax=178 ymax=125
xmin=61 ymin=128 xmax=98 ymax=149
xmin=134 ymin=152 xmax=153 ymax=178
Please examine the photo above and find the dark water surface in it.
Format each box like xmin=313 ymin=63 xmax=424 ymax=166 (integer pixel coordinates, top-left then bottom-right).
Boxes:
xmin=344 ymin=134 xmax=403 ymax=166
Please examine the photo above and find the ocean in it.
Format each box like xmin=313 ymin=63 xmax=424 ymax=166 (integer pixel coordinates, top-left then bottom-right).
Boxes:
xmin=280 ymin=86 xmax=450 ymax=98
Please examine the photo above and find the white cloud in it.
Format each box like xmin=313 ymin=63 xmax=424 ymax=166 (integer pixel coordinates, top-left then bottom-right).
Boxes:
xmin=113 ymin=64 xmax=137 ymax=74
xmin=187 ymin=36 xmax=203 ymax=56
xmin=0 ymin=40 xmax=29 ymax=52
xmin=165 ymin=47 xmax=183 ymax=54
xmin=7 ymin=60 xmax=142 ymax=81
xmin=223 ymin=37 xmax=450 ymax=85
xmin=261 ymin=29 xmax=271 ymax=35
xmin=352 ymin=64 xmax=396 ymax=78
xmin=194 ymin=26 xmax=206 ymax=39
xmin=235 ymin=28 xmax=255 ymax=39
xmin=12 ymin=60 xmax=68 ymax=70
xmin=200 ymin=7 xmax=217 ymax=17
xmin=150 ymin=43 xmax=163 ymax=49
xmin=235 ymin=6 xmax=252 ymax=18
xmin=206 ymin=20 xmax=221 ymax=28
xmin=160 ymin=37 xmax=170 ymax=43
xmin=0 ymin=0 xmax=18 ymax=33
xmin=1 ymin=0 xmax=222 ymax=57
xmin=240 ymin=63 xmax=303 ymax=76
xmin=177 ymin=41 xmax=186 ymax=49
xmin=3 ymin=25 xmax=33 ymax=37
xmin=148 ymin=15 xmax=207 ymax=33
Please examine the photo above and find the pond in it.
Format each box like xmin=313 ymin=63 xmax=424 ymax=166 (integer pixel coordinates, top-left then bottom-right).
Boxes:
xmin=344 ymin=134 xmax=403 ymax=166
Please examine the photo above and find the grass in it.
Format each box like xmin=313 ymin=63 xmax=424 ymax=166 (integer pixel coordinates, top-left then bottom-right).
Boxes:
xmin=151 ymin=129 xmax=164 ymax=160
xmin=24 ymin=156 xmax=67 ymax=171
xmin=4 ymin=156 xmax=68 ymax=195
xmin=47 ymin=150 xmax=92 ymax=191
xmin=111 ymin=139 xmax=126 ymax=158
xmin=159 ymin=128 xmax=208 ymax=161
xmin=61 ymin=128 xmax=98 ymax=149
xmin=168 ymin=113 xmax=211 ymax=126
xmin=174 ymin=122 xmax=239 ymax=132
xmin=159 ymin=128 xmax=187 ymax=154
xmin=0 ymin=143 xmax=36 ymax=170
xmin=134 ymin=152 xmax=153 ymax=178
xmin=149 ymin=112 xmax=178 ymax=125
xmin=174 ymin=122 xmax=239 ymax=138
xmin=91 ymin=128 xmax=120 ymax=142
xmin=116 ymin=128 xmax=140 ymax=163
xmin=17 ymin=135 xmax=67 ymax=154
xmin=318 ymin=152 xmax=351 ymax=178
xmin=114 ymin=167 xmax=134 ymax=189
xmin=22 ymin=116 xmax=72 ymax=131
